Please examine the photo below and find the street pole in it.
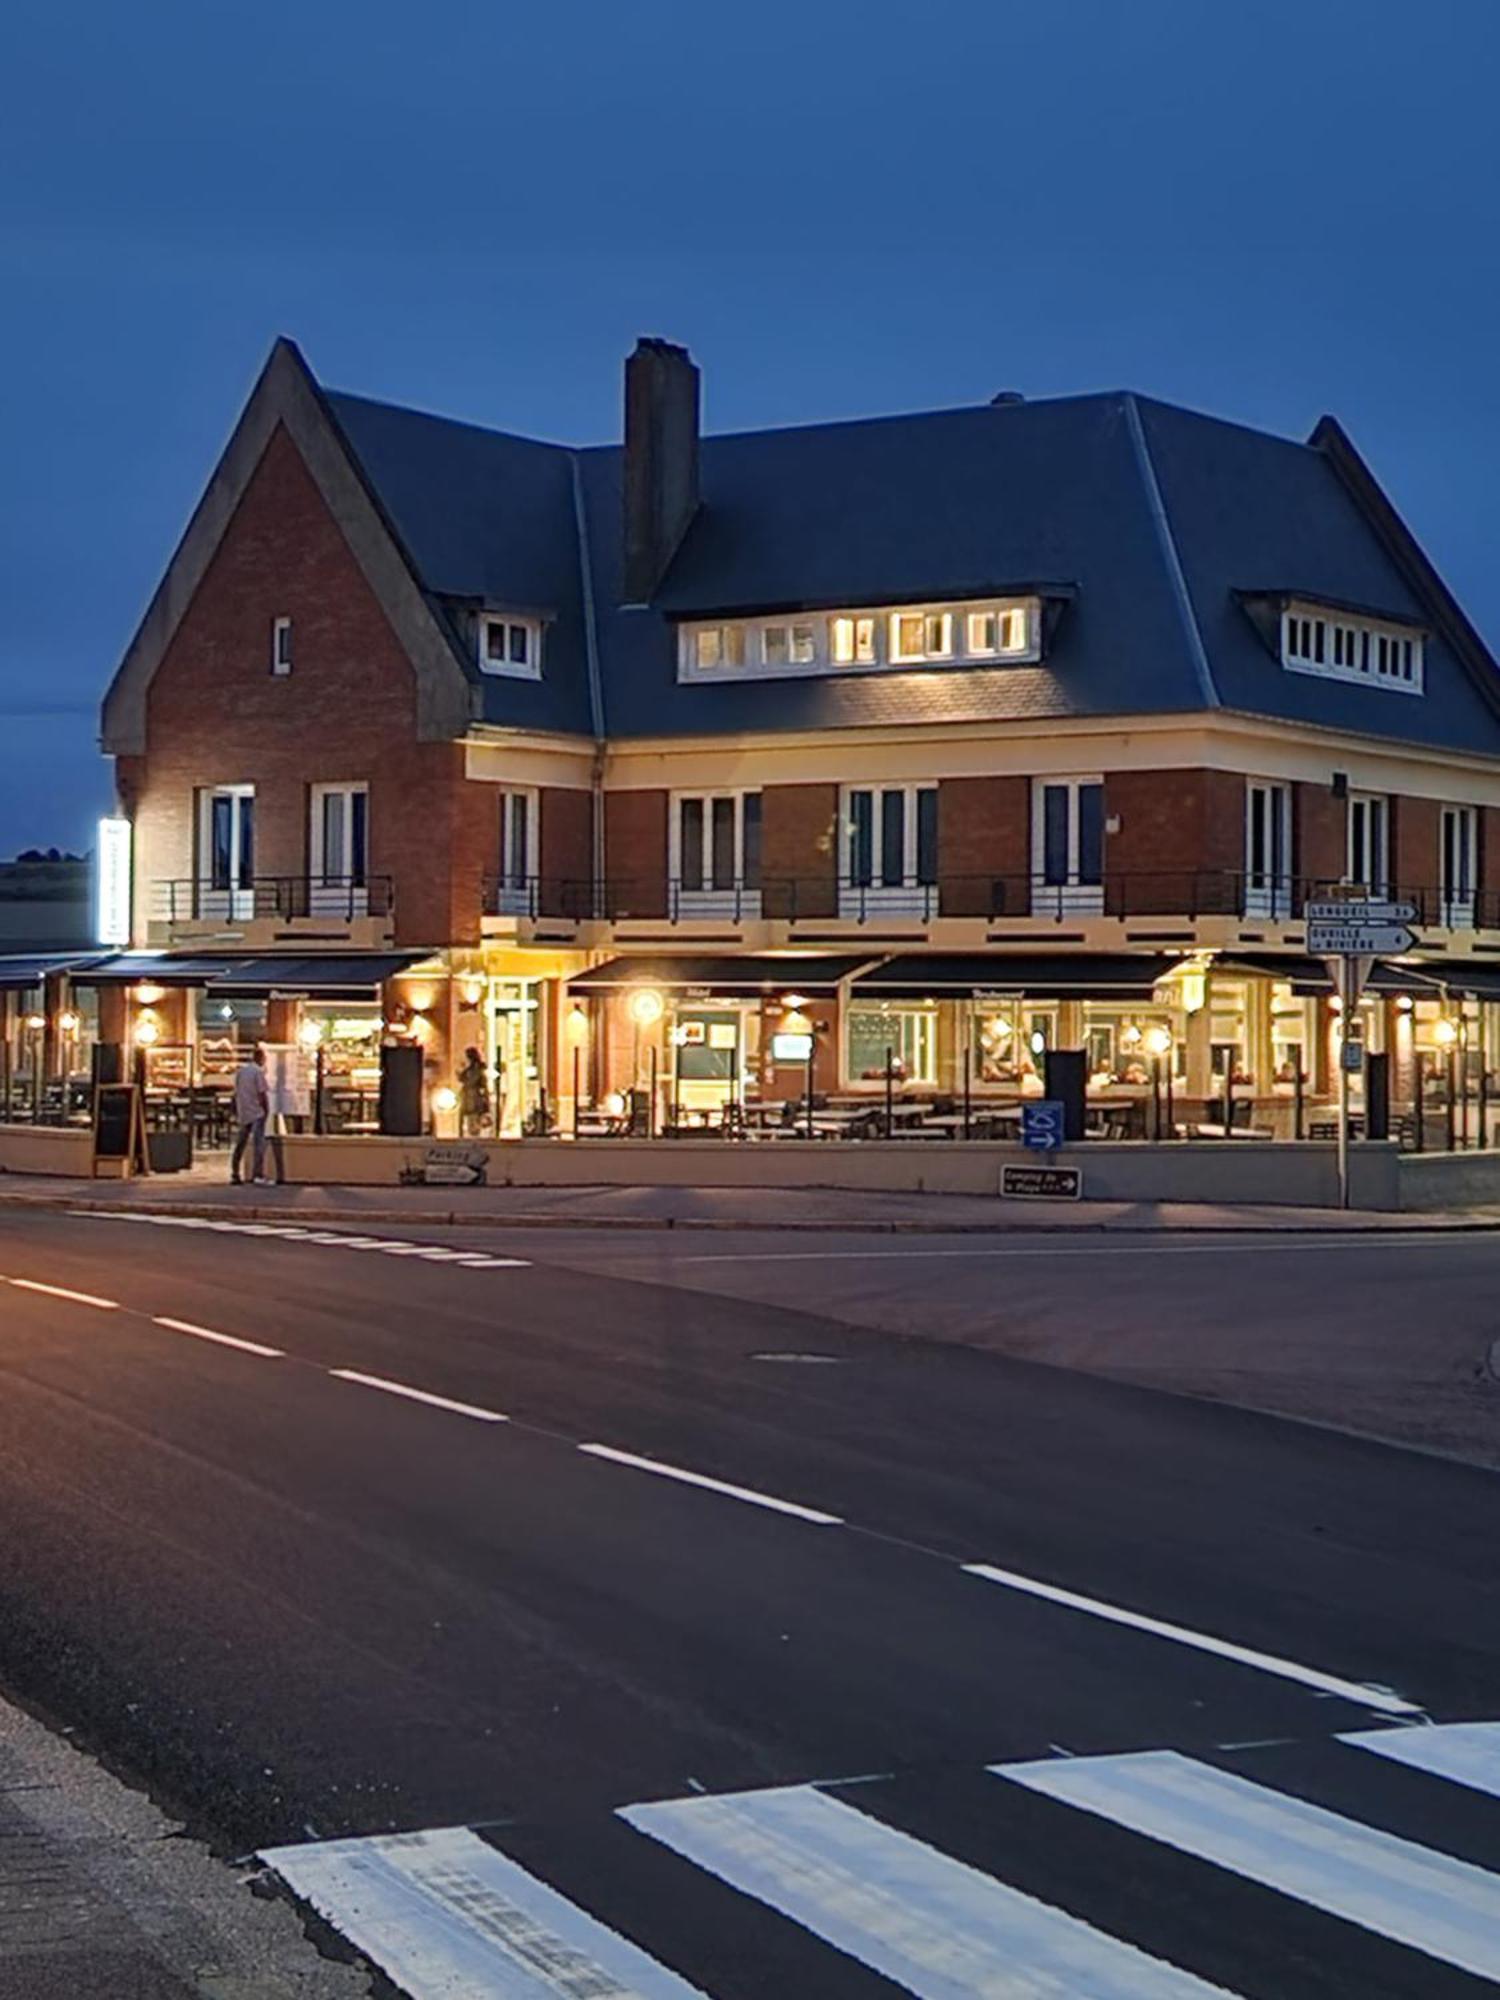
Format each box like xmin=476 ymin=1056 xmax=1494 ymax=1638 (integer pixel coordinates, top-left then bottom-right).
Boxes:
xmin=1336 ymin=955 xmax=1353 ymax=1210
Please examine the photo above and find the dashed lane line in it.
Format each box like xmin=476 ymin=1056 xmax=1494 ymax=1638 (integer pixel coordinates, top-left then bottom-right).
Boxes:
xmin=577 ymin=1442 xmax=844 ymax=1525
xmin=6 ymin=1277 xmax=120 ymax=1310
xmin=153 ymin=1315 xmax=284 ymax=1358
xmin=329 ymin=1368 xmax=510 ymax=1424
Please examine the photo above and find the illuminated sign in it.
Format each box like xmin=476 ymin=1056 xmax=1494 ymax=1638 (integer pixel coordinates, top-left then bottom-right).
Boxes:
xmin=95 ymin=817 xmax=132 ymax=945
xmin=771 ymin=1031 xmax=814 ymax=1062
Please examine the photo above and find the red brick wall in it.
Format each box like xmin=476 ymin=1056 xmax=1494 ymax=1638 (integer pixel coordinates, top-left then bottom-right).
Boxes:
xmin=1103 ymin=770 xmax=1246 ymax=916
xmin=761 ymin=783 xmax=839 ymax=919
xmin=604 ymin=790 xmax=668 ymax=917
xmin=1296 ymin=782 xmax=1345 ymax=892
xmin=937 ymin=777 xmax=1030 ymax=917
xmin=1483 ymin=809 xmax=1500 ymax=907
xmin=1392 ymin=795 xmax=1440 ymax=901
xmin=123 ymin=423 xmax=490 ymax=947
xmin=539 ymin=788 xmax=594 ymax=918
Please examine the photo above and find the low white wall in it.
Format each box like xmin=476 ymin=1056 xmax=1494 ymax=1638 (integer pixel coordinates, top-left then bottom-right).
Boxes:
xmin=0 ymin=1124 xmax=95 ymax=1177
xmin=1396 ymin=1150 xmax=1500 ymax=1212
xmin=275 ymin=1132 xmax=1404 ymax=1209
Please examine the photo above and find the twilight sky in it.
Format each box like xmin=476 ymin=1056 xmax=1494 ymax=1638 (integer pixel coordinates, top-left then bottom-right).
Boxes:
xmin=2 ymin=0 xmax=1497 ymax=859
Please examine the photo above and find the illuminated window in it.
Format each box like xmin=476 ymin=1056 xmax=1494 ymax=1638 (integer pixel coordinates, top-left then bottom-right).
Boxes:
xmin=892 ymin=611 xmax=952 ymax=662
xmin=762 ymin=623 xmax=815 ymax=667
xmin=831 ymin=615 xmax=876 ymax=665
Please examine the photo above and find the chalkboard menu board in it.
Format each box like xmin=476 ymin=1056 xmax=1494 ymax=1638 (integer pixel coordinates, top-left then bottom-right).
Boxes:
xmin=92 ymin=1083 xmax=148 ymax=1175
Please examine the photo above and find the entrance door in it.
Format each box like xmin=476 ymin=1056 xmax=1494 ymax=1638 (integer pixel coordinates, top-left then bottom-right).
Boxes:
xmin=487 ymin=981 xmax=544 ymax=1135
xmin=672 ymin=1008 xmax=742 ymax=1117
xmin=199 ymin=787 xmax=255 ymax=920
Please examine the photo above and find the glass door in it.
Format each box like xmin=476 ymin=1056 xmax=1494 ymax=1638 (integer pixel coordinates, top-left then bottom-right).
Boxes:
xmin=1244 ymin=782 xmax=1292 ymax=918
xmin=200 ymin=787 xmax=255 ymax=920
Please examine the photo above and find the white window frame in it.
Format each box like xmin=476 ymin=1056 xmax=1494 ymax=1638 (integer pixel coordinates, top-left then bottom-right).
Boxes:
xmin=843 ymin=1004 xmax=938 ymax=1088
xmin=495 ymin=786 xmax=539 ymax=915
xmin=1244 ymin=780 xmax=1293 ymax=920
xmin=309 ymin=784 xmax=370 ymax=916
xmin=1032 ymin=776 xmax=1105 ymax=915
xmin=669 ymin=790 xmax=762 ymax=918
xmin=1346 ymin=791 xmax=1390 ymax=895
xmin=840 ymin=783 xmax=939 ymax=917
xmin=1281 ymin=602 xmax=1423 ymax=695
xmin=271 ymin=616 xmax=292 ymax=677
xmin=197 ymin=784 xmax=256 ymax=922
xmin=478 ymin=613 xmax=543 ymax=681
xmin=677 ymin=598 xmax=1040 ymax=684
xmin=1441 ymin=804 xmax=1477 ymax=929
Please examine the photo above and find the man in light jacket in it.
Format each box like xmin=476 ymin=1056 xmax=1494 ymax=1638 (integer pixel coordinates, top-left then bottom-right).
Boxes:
xmin=231 ymin=1045 xmax=271 ymax=1185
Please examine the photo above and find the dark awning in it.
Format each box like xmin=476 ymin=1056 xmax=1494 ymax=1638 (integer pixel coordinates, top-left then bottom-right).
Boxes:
xmin=74 ymin=951 xmax=427 ymax=997
xmin=0 ymin=951 xmax=109 ymax=991
xmin=852 ymin=953 xmax=1185 ymax=1001
xmin=1216 ymin=953 xmax=1444 ymax=996
xmin=568 ymin=955 xmax=876 ymax=997
xmin=70 ymin=953 xmax=238 ymax=987
xmin=211 ymin=953 xmax=429 ymax=998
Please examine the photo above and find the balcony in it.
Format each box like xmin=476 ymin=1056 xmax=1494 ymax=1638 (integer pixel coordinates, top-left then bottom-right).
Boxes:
xmin=149 ymin=875 xmax=395 ymax=940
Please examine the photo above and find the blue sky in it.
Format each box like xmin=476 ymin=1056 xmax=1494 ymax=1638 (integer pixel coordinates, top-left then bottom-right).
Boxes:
xmin=2 ymin=0 xmax=1497 ymax=858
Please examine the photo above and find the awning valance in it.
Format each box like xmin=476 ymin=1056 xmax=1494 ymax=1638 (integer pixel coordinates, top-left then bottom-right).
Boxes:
xmin=852 ymin=953 xmax=1185 ymax=1001
xmin=1216 ymin=953 xmax=1444 ymax=997
xmin=568 ymin=954 xmax=875 ymax=997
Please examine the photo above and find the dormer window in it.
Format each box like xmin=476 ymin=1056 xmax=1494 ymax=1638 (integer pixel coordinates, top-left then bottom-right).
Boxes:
xmin=479 ymin=614 xmax=542 ymax=680
xmin=679 ymin=597 xmax=1039 ymax=683
xmin=1280 ymin=601 xmax=1422 ymax=694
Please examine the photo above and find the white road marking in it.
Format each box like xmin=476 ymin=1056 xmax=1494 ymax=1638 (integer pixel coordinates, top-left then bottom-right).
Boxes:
xmin=329 ymin=1369 xmax=509 ymax=1424
xmin=263 ymin=1824 xmax=707 ymax=1999
xmin=69 ymin=1210 xmax=529 ymax=1268
xmin=1342 ymin=1720 xmax=1500 ymax=1800
xmin=677 ymin=1235 xmax=1475 ymax=1264
xmin=963 ymin=1562 xmax=1418 ymax=1716
xmin=153 ymin=1315 xmax=283 ymax=1358
xmin=997 ymin=1748 xmax=1500 ymax=1983
xmin=623 ymin=1783 xmax=1239 ymax=1997
xmin=7 ymin=1278 xmax=119 ymax=1310
xmin=577 ymin=1443 xmax=842 ymax=1525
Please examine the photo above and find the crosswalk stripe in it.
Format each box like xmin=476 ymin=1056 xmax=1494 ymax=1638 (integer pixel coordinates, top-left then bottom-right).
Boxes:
xmin=70 ymin=1208 xmax=530 ymax=1268
xmin=996 ymin=1748 xmax=1500 ymax=1984
xmin=622 ymin=1783 xmax=1241 ymax=1997
xmin=262 ymin=1825 xmax=708 ymax=1998
xmin=1342 ymin=1720 xmax=1500 ymax=1801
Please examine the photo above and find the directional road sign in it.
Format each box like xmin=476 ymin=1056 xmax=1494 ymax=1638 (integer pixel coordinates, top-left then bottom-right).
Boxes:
xmin=1306 ymin=920 xmax=1416 ymax=954
xmin=1305 ymin=898 xmax=1418 ymax=925
xmin=1020 ymin=1100 xmax=1065 ymax=1151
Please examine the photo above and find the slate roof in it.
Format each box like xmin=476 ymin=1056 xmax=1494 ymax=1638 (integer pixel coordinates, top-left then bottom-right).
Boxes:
xmin=323 ymin=380 xmax=1500 ymax=756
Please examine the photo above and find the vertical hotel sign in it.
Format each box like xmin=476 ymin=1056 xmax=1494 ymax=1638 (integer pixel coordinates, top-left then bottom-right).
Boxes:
xmin=96 ymin=817 xmax=133 ymax=946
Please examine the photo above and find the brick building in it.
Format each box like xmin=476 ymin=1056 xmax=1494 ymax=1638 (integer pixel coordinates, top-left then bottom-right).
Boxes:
xmin=66 ymin=336 xmax=1500 ymax=1138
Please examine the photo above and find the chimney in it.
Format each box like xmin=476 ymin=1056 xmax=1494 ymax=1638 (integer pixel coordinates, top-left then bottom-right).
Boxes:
xmin=623 ymin=337 xmax=700 ymax=603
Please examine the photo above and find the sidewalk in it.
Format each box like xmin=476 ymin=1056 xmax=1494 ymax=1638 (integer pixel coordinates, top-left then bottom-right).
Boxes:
xmin=1 ymin=1163 xmax=1495 ymax=1232
xmin=0 ymin=1691 xmax=366 ymax=1999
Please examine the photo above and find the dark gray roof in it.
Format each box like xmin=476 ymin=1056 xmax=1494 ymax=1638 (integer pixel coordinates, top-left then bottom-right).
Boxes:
xmin=322 ymin=380 xmax=1500 ymax=756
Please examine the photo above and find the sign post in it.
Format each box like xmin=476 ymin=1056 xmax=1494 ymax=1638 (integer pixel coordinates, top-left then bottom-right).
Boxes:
xmin=1305 ymin=900 xmax=1419 ymax=1209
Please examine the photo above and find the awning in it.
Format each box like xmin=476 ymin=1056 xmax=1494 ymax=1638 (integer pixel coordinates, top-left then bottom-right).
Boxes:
xmin=0 ymin=951 xmax=109 ymax=991
xmin=568 ymin=955 xmax=875 ymax=997
xmin=1216 ymin=953 xmax=1444 ymax=996
xmin=211 ymin=953 xmax=428 ymax=998
xmin=74 ymin=951 xmax=426 ymax=997
xmin=852 ymin=953 xmax=1185 ymax=1001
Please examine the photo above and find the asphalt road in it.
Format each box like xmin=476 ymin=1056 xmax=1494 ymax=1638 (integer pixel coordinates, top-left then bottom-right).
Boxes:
xmin=2 ymin=1205 xmax=1500 ymax=1998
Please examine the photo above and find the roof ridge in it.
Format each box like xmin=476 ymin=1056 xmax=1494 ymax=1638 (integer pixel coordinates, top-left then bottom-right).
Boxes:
xmin=1122 ymin=393 xmax=1220 ymax=709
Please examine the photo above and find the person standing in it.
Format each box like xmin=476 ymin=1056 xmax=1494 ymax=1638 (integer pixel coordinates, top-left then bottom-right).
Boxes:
xmin=458 ymin=1045 xmax=491 ymax=1138
xmin=231 ymin=1044 xmax=270 ymax=1184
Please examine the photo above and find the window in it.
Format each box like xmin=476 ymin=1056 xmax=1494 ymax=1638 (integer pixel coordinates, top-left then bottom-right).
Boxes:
xmin=197 ymin=786 xmax=255 ymax=919
xmin=1034 ymin=778 xmax=1104 ymax=912
xmin=672 ymin=792 xmax=762 ymax=909
xmin=1281 ymin=603 xmax=1422 ymax=694
xmin=1244 ymin=781 xmax=1293 ymax=919
xmin=310 ymin=784 xmax=369 ymax=915
xmin=845 ymin=1005 xmax=937 ymax=1086
xmin=1441 ymin=805 xmax=1477 ymax=927
xmin=271 ymin=616 xmax=292 ymax=677
xmin=496 ymin=788 xmax=538 ymax=914
xmin=891 ymin=611 xmax=953 ymax=663
xmin=679 ymin=598 xmax=1039 ymax=683
xmin=842 ymin=785 xmax=937 ymax=913
xmin=479 ymin=615 xmax=542 ymax=680
xmin=1346 ymin=792 xmax=1389 ymax=894
xmin=831 ymin=616 xmax=876 ymax=665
